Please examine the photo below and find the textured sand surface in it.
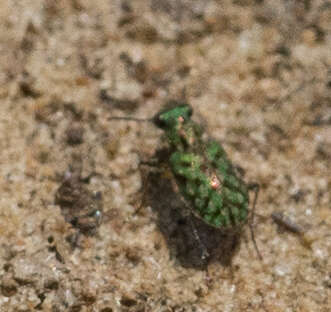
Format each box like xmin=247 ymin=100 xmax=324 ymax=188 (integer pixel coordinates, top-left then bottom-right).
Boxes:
xmin=0 ymin=1 xmax=330 ymax=311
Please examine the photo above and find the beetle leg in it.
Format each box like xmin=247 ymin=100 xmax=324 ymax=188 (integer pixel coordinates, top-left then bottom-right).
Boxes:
xmin=135 ymin=158 xmax=167 ymax=214
xmin=247 ymin=183 xmax=263 ymax=260
xmin=189 ymin=216 xmax=210 ymax=261
xmin=139 ymin=159 xmax=160 ymax=167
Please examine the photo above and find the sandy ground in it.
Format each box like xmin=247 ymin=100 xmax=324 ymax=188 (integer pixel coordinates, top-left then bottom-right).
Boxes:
xmin=0 ymin=0 xmax=330 ymax=311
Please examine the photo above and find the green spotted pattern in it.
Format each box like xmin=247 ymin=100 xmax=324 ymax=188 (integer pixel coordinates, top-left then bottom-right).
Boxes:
xmin=154 ymin=104 xmax=249 ymax=228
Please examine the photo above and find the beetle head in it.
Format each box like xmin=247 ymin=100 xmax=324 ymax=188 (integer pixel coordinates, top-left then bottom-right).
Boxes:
xmin=153 ymin=102 xmax=193 ymax=129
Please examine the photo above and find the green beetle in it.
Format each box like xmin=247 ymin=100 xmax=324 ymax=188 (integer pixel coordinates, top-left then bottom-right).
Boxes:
xmin=110 ymin=102 xmax=261 ymax=260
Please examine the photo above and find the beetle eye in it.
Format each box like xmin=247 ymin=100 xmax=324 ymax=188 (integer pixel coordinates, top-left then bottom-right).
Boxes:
xmin=153 ymin=113 xmax=166 ymax=128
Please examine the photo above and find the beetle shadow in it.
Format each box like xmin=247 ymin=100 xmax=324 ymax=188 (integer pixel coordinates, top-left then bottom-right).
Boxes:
xmin=142 ymin=151 xmax=241 ymax=269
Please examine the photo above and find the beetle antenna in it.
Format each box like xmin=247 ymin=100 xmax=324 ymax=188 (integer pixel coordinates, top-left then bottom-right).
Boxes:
xmin=108 ymin=116 xmax=152 ymax=122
